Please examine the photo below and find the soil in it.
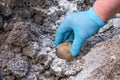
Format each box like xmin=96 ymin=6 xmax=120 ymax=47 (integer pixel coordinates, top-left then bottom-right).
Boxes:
xmin=0 ymin=0 xmax=120 ymax=80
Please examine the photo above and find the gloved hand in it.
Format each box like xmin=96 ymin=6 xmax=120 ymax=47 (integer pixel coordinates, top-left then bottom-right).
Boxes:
xmin=54 ymin=7 xmax=106 ymax=57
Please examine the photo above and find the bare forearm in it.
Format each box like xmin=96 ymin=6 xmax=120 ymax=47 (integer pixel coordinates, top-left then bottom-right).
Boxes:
xmin=117 ymin=7 xmax=120 ymax=13
xmin=93 ymin=0 xmax=120 ymax=22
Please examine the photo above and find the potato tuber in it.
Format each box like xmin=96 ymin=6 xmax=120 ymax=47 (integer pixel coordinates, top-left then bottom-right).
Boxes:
xmin=56 ymin=42 xmax=73 ymax=61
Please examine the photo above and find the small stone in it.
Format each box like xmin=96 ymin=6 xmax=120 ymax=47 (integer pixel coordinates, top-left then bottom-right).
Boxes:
xmin=56 ymin=42 xmax=73 ymax=61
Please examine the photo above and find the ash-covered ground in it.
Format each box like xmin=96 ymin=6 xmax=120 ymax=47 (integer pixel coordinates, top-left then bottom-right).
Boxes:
xmin=0 ymin=0 xmax=120 ymax=80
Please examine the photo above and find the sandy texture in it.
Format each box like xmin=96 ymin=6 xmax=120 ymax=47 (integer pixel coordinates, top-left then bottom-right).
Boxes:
xmin=75 ymin=34 xmax=120 ymax=80
xmin=0 ymin=0 xmax=120 ymax=80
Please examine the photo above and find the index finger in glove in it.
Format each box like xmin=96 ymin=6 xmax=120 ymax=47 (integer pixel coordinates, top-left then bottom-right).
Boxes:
xmin=54 ymin=22 xmax=71 ymax=46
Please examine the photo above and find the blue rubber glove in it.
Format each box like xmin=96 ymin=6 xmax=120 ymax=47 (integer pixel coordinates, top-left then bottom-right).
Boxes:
xmin=54 ymin=7 xmax=106 ymax=57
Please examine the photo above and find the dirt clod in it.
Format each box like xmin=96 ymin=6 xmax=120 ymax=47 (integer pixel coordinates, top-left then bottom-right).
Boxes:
xmin=0 ymin=2 xmax=12 ymax=17
xmin=7 ymin=55 xmax=29 ymax=78
xmin=6 ymin=22 xmax=40 ymax=48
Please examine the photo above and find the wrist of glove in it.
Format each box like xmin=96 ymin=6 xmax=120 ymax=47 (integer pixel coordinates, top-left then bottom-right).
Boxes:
xmin=54 ymin=7 xmax=107 ymax=57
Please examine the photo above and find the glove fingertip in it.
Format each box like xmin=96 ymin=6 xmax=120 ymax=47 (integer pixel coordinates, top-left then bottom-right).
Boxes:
xmin=54 ymin=32 xmax=64 ymax=47
xmin=70 ymin=37 xmax=83 ymax=57
xmin=70 ymin=48 xmax=80 ymax=57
